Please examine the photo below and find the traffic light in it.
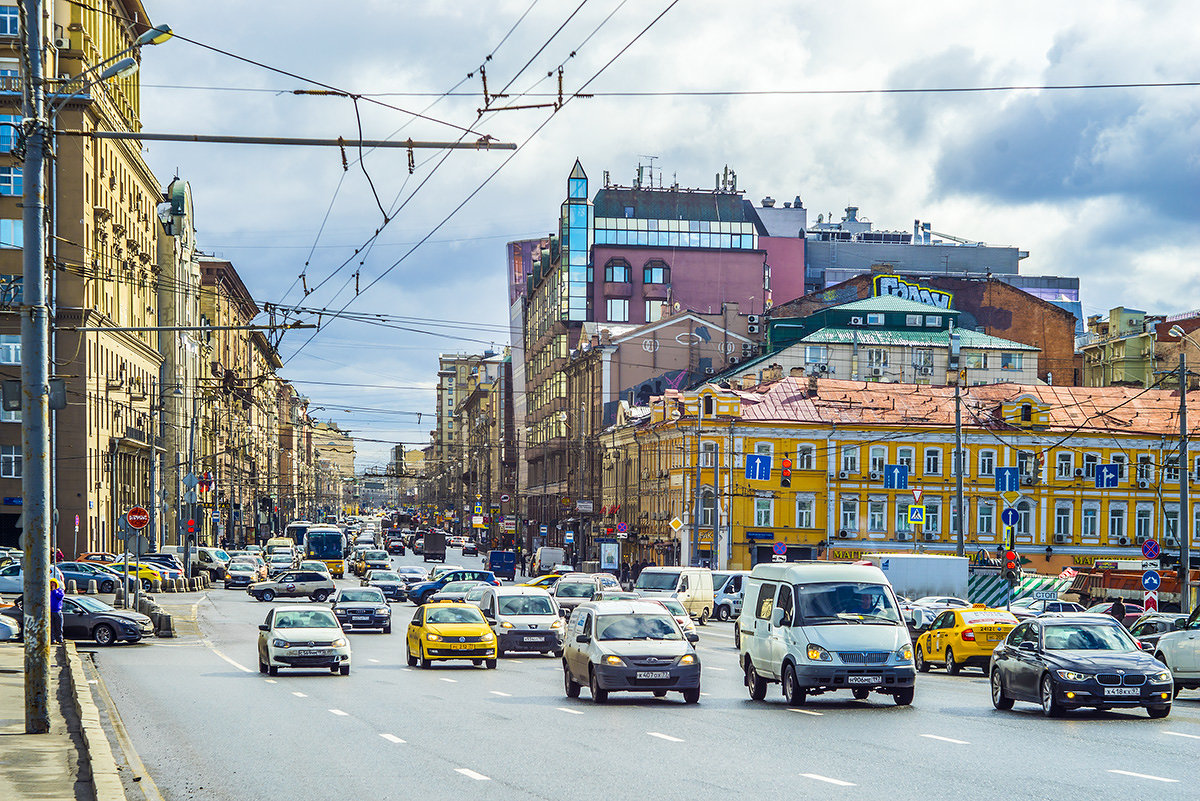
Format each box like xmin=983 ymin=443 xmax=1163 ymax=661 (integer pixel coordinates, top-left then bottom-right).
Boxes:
xmin=780 ymin=455 xmax=792 ymax=488
xmin=1002 ymin=549 xmax=1019 ymax=582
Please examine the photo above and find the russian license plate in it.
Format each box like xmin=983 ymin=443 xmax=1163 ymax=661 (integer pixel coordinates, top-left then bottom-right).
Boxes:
xmin=848 ymin=675 xmax=881 ymax=685
xmin=1104 ymin=687 xmax=1139 ymax=697
xmin=523 ymin=636 xmax=544 ymax=642
xmin=636 ymin=671 xmax=670 ymax=680
xmin=352 ymin=616 xmax=370 ymax=622
xmin=296 ymin=649 xmax=327 ymax=657
xmin=451 ymin=643 xmax=471 ymax=650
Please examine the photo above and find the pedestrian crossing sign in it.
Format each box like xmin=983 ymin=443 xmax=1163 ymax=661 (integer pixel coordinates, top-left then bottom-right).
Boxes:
xmin=908 ymin=505 xmax=926 ymax=525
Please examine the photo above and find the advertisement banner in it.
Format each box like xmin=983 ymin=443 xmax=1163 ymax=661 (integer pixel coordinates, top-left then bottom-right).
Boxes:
xmin=599 ymin=542 xmax=619 ymax=571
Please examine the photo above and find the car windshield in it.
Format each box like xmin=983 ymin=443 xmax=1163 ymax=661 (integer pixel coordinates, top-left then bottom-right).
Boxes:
xmin=397 ymin=568 xmax=426 ymax=578
xmin=596 ymin=613 xmax=681 ymax=641
xmin=229 ymin=564 xmax=254 ymax=572
xmin=659 ymin=599 xmax=687 ymax=616
xmin=1043 ymin=623 xmax=1136 ymax=651
xmin=73 ymin=596 xmax=114 ymax=613
xmin=633 ymin=571 xmax=679 ymax=591
xmin=795 ymin=582 xmax=902 ymax=624
xmin=499 ymin=595 xmax=554 ymax=616
xmin=426 ymin=606 xmax=485 ymax=625
xmin=274 ymin=610 xmax=339 ymax=629
xmin=338 ymin=590 xmax=384 ymax=603
xmin=370 ymin=572 xmax=401 ymax=582
xmin=556 ymin=582 xmax=595 ymax=598
xmin=441 ymin=581 xmax=479 ymax=592
xmin=212 ymin=549 xmax=230 ymax=561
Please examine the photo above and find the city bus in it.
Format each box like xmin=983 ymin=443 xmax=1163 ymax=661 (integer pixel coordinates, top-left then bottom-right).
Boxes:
xmin=284 ymin=520 xmax=312 ymax=547
xmin=303 ymin=525 xmax=347 ymax=578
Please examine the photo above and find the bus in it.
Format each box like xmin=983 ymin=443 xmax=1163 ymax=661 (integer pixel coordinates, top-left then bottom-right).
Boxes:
xmin=284 ymin=520 xmax=312 ymax=547
xmin=303 ymin=525 xmax=347 ymax=578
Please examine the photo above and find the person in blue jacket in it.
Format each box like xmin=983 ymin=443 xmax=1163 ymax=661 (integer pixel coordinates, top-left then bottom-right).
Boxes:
xmin=50 ymin=577 xmax=65 ymax=644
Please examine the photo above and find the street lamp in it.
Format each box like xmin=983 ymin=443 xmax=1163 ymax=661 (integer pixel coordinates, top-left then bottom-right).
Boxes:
xmin=1169 ymin=324 xmax=1194 ymax=613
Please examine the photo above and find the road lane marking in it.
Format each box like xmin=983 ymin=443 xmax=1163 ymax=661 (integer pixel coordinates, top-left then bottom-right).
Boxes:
xmin=801 ymin=773 xmax=855 ymax=787
xmin=369 ymin=658 xmax=381 ymax=663
xmin=706 ymin=666 xmax=726 ymax=671
xmin=647 ymin=732 xmax=684 ymax=742
xmin=1108 ymin=770 xmax=1178 ymax=783
xmin=700 ymin=692 xmax=711 ymax=697
xmin=556 ymin=707 xmax=584 ymax=715
xmin=292 ymin=692 xmax=307 ymax=698
xmin=1165 ymin=731 xmax=1200 ymax=740
xmin=455 ymin=768 xmax=490 ymax=781
xmin=329 ymin=709 xmax=349 ymax=716
xmin=920 ymin=734 xmax=969 ymax=745
xmin=264 ymin=679 xmax=277 ymax=684
xmin=788 ymin=708 xmax=823 ymax=716
xmin=490 ymin=691 xmax=512 ymax=697
xmin=439 ymin=677 xmax=457 ymax=683
xmin=210 ymin=646 xmax=253 ymax=673
xmin=380 ymin=733 xmax=405 ymax=744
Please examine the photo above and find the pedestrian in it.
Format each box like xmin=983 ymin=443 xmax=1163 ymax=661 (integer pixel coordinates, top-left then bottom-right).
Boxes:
xmin=50 ymin=578 xmax=65 ymax=644
xmin=1109 ymin=596 xmax=1126 ymax=623
xmin=54 ymin=547 xmax=64 ymax=563
xmin=619 ymin=561 xmax=630 ymax=588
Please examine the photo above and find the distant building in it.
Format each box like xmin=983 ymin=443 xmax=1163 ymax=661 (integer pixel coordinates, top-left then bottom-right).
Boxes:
xmin=1079 ymin=306 xmax=1200 ymax=389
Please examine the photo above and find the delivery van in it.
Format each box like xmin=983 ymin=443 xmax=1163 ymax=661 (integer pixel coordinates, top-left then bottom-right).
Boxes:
xmin=633 ymin=566 xmax=714 ymax=623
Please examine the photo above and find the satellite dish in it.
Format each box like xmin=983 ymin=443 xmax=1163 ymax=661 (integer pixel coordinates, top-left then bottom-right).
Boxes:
xmin=670 ymin=409 xmax=681 ymax=420
xmin=673 ymin=302 xmax=681 ymax=311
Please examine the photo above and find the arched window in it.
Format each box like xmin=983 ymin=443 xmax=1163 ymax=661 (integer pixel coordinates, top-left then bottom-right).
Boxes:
xmin=699 ymin=488 xmax=716 ymax=526
xmin=643 ymin=260 xmax=670 ymax=284
xmin=604 ymin=258 xmax=631 ymax=283
xmin=702 ymin=395 xmax=714 ymax=416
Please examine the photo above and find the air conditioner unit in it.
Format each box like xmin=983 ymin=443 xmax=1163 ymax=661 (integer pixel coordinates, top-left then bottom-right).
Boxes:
xmin=869 ymin=471 xmax=881 ymax=480
xmin=1137 ymin=479 xmax=1151 ymax=489
xmin=923 ymin=532 xmax=938 ymax=542
xmin=1118 ymin=536 xmax=1130 ymax=546
xmin=741 ymin=342 xmax=754 ymax=353
xmin=817 ymin=363 xmax=829 ymax=373
xmin=1135 ymin=532 xmax=1149 ymax=544
xmin=54 ymin=37 xmax=68 ymax=49
xmin=1021 ymin=475 xmax=1034 ymax=485
xmin=1074 ymin=468 xmax=1084 ymax=478
xmin=849 ymin=316 xmax=864 ymax=326
xmin=896 ymin=532 xmax=909 ymax=541
xmin=728 ymin=357 xmax=740 ymax=365
xmin=917 ymin=366 xmax=933 ymax=376
xmin=704 ymin=367 xmax=715 ymax=375
xmin=838 ymin=470 xmax=850 ymax=479
xmin=1165 ymin=535 xmax=1179 ymax=547
xmin=747 ymin=324 xmax=760 ymax=334
xmin=1054 ymin=533 xmax=1068 ymax=544
xmin=747 ymin=314 xmax=760 ymax=324
xmin=870 ymin=367 xmax=883 ymax=377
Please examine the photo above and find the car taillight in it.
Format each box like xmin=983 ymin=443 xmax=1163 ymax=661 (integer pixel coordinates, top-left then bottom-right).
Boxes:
xmin=961 ymin=628 xmax=975 ymax=641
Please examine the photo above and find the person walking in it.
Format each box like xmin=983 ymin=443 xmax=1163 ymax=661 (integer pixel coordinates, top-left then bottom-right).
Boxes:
xmin=50 ymin=578 xmax=65 ymax=644
xmin=1109 ymin=596 xmax=1126 ymax=624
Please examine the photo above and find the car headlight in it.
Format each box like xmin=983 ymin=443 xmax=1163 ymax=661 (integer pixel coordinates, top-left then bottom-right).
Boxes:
xmin=894 ymin=644 xmax=913 ymax=662
xmin=806 ymin=644 xmax=832 ymax=662
xmin=679 ymin=654 xmax=696 ymax=665
xmin=376 ymin=607 xmax=390 ymax=615
xmin=1056 ymin=670 xmax=1091 ymax=682
xmin=500 ymin=621 xmax=514 ymax=629
xmin=551 ymin=619 xmax=564 ymax=629
xmin=1150 ymin=670 xmax=1172 ymax=683
xmin=425 ymin=633 xmax=442 ymax=642
xmin=603 ymin=655 xmax=624 ymax=666
xmin=332 ymin=638 xmax=348 ymax=648
xmin=272 ymin=639 xmax=291 ymax=649
xmin=481 ymin=631 xmax=495 ymax=641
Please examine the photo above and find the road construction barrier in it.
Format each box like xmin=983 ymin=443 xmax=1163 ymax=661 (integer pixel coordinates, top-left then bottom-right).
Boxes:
xmin=151 ymin=579 xmax=161 ymax=593
xmin=156 ymin=612 xmax=174 ymax=638
xmin=87 ymin=579 xmax=98 ymax=594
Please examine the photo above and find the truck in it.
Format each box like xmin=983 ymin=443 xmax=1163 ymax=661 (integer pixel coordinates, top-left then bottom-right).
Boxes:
xmin=533 ymin=546 xmax=566 ymax=576
xmin=486 ymin=550 xmax=516 ymax=581
xmin=862 ymin=553 xmax=969 ymax=630
xmin=422 ymin=530 xmax=447 ymax=563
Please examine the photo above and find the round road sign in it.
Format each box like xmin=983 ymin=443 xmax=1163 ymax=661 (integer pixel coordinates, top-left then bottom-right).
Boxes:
xmin=1000 ymin=507 xmax=1019 ymax=527
xmin=1142 ymin=570 xmax=1161 ymax=591
xmin=772 ymin=541 xmax=787 ymax=556
xmin=126 ymin=506 xmax=149 ymax=530
xmin=500 ymin=494 xmax=511 ymax=503
xmin=1141 ymin=539 xmax=1160 ymax=560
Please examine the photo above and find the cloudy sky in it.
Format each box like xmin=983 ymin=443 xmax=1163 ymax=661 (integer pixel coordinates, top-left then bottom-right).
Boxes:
xmin=138 ymin=0 xmax=1200 ymax=468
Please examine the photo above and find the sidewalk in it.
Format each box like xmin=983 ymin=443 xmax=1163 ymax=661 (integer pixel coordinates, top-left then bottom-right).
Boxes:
xmin=0 ymin=642 xmax=125 ymax=800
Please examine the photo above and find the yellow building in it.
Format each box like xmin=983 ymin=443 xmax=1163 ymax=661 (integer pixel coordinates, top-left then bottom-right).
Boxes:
xmin=600 ymin=375 xmax=1198 ymax=574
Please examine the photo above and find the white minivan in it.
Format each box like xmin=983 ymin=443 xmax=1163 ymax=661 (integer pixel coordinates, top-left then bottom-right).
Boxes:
xmin=633 ymin=566 xmax=714 ymax=624
xmin=739 ymin=562 xmax=915 ymax=706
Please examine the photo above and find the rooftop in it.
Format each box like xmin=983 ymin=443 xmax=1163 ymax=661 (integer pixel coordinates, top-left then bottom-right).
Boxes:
xmin=800 ymin=327 xmax=1039 ymax=351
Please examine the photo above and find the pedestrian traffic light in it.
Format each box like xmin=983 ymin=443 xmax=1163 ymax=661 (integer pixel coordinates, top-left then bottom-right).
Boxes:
xmin=1002 ymin=549 xmax=1019 ymax=582
xmin=780 ymin=455 xmax=792 ymax=488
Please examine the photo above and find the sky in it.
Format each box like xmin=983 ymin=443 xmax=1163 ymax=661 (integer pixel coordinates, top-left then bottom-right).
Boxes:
xmin=136 ymin=0 xmax=1200 ymax=469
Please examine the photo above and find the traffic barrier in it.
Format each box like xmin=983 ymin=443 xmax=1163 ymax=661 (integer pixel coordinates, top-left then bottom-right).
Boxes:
xmin=156 ymin=612 xmax=174 ymax=638
xmin=113 ymin=585 xmax=125 ymax=608
xmin=86 ymin=579 xmax=97 ymax=595
xmin=67 ymin=579 xmax=78 ymax=594
xmin=151 ymin=579 xmax=161 ymax=593
xmin=190 ymin=577 xmax=200 ymax=592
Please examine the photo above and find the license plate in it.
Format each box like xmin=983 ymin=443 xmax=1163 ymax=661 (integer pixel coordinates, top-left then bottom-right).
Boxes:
xmin=523 ymin=636 xmax=544 ymax=642
xmin=848 ymin=675 xmax=881 ymax=685
xmin=295 ymin=650 xmax=328 ymax=657
xmin=352 ymin=616 xmax=370 ymax=622
xmin=1104 ymin=687 xmax=1139 ymax=696
xmin=986 ymin=636 xmax=1000 ymax=642
xmin=451 ymin=643 xmax=472 ymax=650
xmin=637 ymin=671 xmax=670 ymax=679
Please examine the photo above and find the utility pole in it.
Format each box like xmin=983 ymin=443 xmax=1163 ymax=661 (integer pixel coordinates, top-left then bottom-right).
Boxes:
xmin=20 ymin=0 xmax=52 ymax=734
xmin=950 ymin=328 xmax=965 ymax=558
xmin=1181 ymin=350 xmax=1191 ymax=613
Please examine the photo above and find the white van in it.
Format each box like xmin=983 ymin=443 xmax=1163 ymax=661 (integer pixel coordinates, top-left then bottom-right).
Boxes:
xmin=160 ymin=545 xmax=230 ymax=580
xmin=739 ymin=562 xmax=915 ymax=706
xmin=712 ymin=570 xmax=749 ymax=621
xmin=633 ymin=566 xmax=715 ymax=624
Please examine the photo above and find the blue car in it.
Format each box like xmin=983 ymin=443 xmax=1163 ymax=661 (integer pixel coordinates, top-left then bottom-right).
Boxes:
xmin=408 ymin=569 xmax=499 ymax=605
xmin=56 ymin=562 xmax=136 ymax=594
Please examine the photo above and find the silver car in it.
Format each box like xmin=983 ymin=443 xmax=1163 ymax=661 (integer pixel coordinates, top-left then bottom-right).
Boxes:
xmin=475 ymin=586 xmax=565 ymax=657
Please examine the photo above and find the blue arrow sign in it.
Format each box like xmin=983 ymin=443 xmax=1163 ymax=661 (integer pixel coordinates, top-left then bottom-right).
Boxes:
xmin=1142 ymin=570 xmax=1161 ymax=591
xmin=995 ymin=467 xmax=1020 ymax=493
xmin=883 ymin=464 xmax=909 ymax=489
xmin=1000 ymin=507 xmax=1019 ymax=527
xmin=1095 ymin=464 xmax=1119 ymax=489
xmin=745 ymin=454 xmax=772 ymax=482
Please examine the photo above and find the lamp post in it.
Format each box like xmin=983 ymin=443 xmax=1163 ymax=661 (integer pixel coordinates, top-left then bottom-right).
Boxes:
xmin=1169 ymin=324 xmax=1194 ymax=613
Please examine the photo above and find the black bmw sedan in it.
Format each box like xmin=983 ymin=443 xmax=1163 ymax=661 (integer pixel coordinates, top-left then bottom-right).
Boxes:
xmin=989 ymin=613 xmax=1173 ymax=718
xmin=330 ymin=587 xmax=392 ymax=633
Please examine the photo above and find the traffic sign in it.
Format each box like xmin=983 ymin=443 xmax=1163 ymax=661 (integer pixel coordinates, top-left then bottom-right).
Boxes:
xmin=1000 ymin=507 xmax=1019 ymax=527
xmin=500 ymin=494 xmax=511 ymax=503
xmin=772 ymin=541 xmax=787 ymax=556
xmin=911 ymin=488 xmax=922 ymax=504
xmin=1142 ymin=570 xmax=1162 ymax=591
xmin=125 ymin=506 xmax=149 ymax=530
xmin=1032 ymin=590 xmax=1058 ymax=601
xmin=539 ymin=524 xmax=548 ymax=535
xmin=210 ymin=509 xmax=220 ymax=522
xmin=1144 ymin=589 xmax=1159 ymax=612
xmin=1142 ymin=539 xmax=1160 ymax=560
xmin=908 ymin=505 xmax=926 ymax=524
xmin=883 ymin=465 xmax=909 ymax=490
xmin=616 ymin=522 xmax=628 ymax=534
xmin=1095 ymin=464 xmax=1120 ymax=489
xmin=182 ymin=472 xmax=199 ymax=489
xmin=669 ymin=516 xmax=683 ymax=532
xmin=1002 ymin=491 xmax=1022 ymax=506
xmin=994 ymin=467 xmax=1020 ymax=493
xmin=745 ymin=454 xmax=772 ymax=482
xmin=565 ymin=531 xmax=575 ymax=544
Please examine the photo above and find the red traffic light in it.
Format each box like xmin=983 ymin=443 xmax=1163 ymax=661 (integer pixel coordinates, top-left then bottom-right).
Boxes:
xmin=781 ymin=458 xmax=792 ymax=475
xmin=1004 ymin=550 xmax=1017 ymax=569
xmin=187 ymin=519 xmax=196 ymax=534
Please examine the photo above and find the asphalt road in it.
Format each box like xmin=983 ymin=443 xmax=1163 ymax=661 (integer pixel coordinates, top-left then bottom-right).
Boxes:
xmin=89 ymin=550 xmax=1200 ymax=801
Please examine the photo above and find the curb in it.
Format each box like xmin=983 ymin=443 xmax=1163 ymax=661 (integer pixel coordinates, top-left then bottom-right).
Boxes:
xmin=64 ymin=642 xmax=128 ymax=801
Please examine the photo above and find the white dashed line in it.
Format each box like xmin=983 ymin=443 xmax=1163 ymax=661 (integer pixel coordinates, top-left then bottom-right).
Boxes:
xmin=706 ymin=666 xmax=726 ymax=671
xmin=1165 ymin=731 xmax=1200 ymax=740
xmin=210 ymin=647 xmax=253 ymax=673
xmin=368 ymin=658 xmax=381 ymax=663
xmin=87 ymin=680 xmax=97 ymax=684
xmin=439 ymin=677 xmax=457 ymax=683
xmin=490 ymin=691 xmax=512 ymax=697
xmin=455 ymin=768 xmax=490 ymax=781
xmin=788 ymin=708 xmax=823 ymax=716
xmin=291 ymin=692 xmax=307 ymax=698
xmin=1108 ymin=770 xmax=1177 ymax=784
xmin=647 ymin=731 xmax=684 ymax=742
xmin=920 ymin=734 xmax=969 ymax=745
xmin=379 ymin=733 xmax=405 ymax=744
xmin=264 ymin=679 xmax=277 ymax=684
xmin=700 ymin=692 xmax=711 ymax=697
xmin=556 ymin=707 xmax=584 ymax=715
xmin=801 ymin=773 xmax=856 ymax=787
xmin=329 ymin=709 xmax=349 ymax=716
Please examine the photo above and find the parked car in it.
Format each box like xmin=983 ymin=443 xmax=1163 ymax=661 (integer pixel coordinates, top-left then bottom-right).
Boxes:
xmin=76 ymin=552 xmax=117 ymax=565
xmin=1085 ymin=601 xmax=1145 ymax=629
xmin=1150 ymin=605 xmax=1200 ymax=696
xmin=55 ymin=561 xmax=135 ymax=594
xmin=1008 ymin=597 xmax=1085 ymax=620
xmin=330 ymin=587 xmax=392 ymax=632
xmin=2 ymin=594 xmax=153 ymax=645
xmin=248 ymin=570 xmax=336 ymax=603
xmin=257 ymin=606 xmax=350 ymax=676
xmin=1129 ymin=612 xmax=1187 ymax=652
xmin=405 ymin=601 xmax=497 ymax=668
xmin=915 ymin=606 xmax=1019 ymax=674
xmin=0 ymin=563 xmax=65 ymax=593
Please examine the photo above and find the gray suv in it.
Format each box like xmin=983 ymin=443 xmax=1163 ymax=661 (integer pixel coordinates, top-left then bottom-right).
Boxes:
xmin=553 ymin=575 xmax=601 ymax=618
xmin=562 ymin=600 xmax=701 ymax=704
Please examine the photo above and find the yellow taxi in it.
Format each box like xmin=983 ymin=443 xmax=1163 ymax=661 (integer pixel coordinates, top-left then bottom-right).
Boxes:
xmin=405 ymin=600 xmax=497 ymax=669
xmin=518 ymin=573 xmax=563 ymax=590
xmin=915 ymin=605 xmax=1019 ymax=675
xmin=106 ymin=561 xmax=165 ymax=591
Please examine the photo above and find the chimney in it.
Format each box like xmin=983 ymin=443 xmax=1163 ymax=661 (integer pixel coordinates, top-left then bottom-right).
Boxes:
xmin=808 ymin=375 xmax=819 ymax=395
xmin=790 ymin=367 xmax=806 ymax=378
xmin=761 ymin=197 xmax=776 ymax=208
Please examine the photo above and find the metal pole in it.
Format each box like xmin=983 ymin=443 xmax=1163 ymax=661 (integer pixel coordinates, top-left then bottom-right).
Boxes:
xmin=20 ymin=0 xmax=51 ymax=734
xmin=1181 ymin=351 xmax=1191 ymax=614
xmin=954 ymin=380 xmax=965 ymax=558
xmin=185 ymin=396 xmax=196 ymax=579
xmin=691 ymin=425 xmax=701 ymax=567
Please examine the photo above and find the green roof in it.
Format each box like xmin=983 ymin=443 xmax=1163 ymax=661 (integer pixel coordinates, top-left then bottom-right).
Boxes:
xmin=800 ymin=327 xmax=1039 ymax=351
xmin=829 ymin=296 xmax=960 ymax=315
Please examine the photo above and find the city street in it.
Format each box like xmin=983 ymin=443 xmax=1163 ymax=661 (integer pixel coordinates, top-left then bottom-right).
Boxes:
xmin=81 ymin=552 xmax=1200 ymax=801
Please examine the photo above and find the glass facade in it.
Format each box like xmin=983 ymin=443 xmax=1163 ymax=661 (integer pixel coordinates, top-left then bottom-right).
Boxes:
xmin=561 ymin=161 xmax=591 ymax=323
xmin=593 ymin=216 xmax=757 ymax=250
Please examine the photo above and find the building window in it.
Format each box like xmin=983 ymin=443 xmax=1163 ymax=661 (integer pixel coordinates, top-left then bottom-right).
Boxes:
xmin=1109 ymin=506 xmax=1126 ymax=542
xmin=1016 ymin=501 xmax=1033 ymax=536
xmin=1055 ymin=506 xmax=1072 ymax=538
xmin=1137 ymin=455 xmax=1154 ymax=483
xmin=0 ymin=406 xmax=18 ymax=423
xmin=1021 ymin=403 xmax=1032 ymax=422
xmin=754 ymin=497 xmax=773 ymax=527
xmin=1135 ymin=507 xmax=1152 ymax=540
xmin=804 ymin=345 xmax=828 ymax=364
xmin=964 ymin=352 xmax=988 ymax=369
xmin=644 ymin=300 xmax=662 ymax=322
xmin=913 ymin=348 xmax=933 ymax=369
xmin=925 ymin=501 xmax=940 ymax=533
xmin=867 ymin=348 xmax=888 ymax=368
xmin=0 ymin=167 xmax=22 ymax=196
xmin=700 ymin=441 xmax=717 ymax=468
xmin=700 ymin=489 xmax=716 ymax=527
xmin=1056 ymin=452 xmax=1074 ymax=479
xmin=1000 ymin=352 xmax=1023 ymax=370
xmin=868 ymin=500 xmax=886 ymax=532
xmin=0 ymin=444 xmax=20 ymax=478
xmin=795 ymin=497 xmax=814 ymax=528
xmin=605 ymin=298 xmax=628 ymax=322
xmin=897 ymin=447 xmax=915 ymax=471
xmin=905 ymin=314 xmax=923 ymax=327
xmin=1164 ymin=456 xmax=1180 ymax=483
xmin=925 ymin=315 xmax=942 ymax=327
xmin=840 ymin=499 xmax=858 ymax=532
xmin=0 ymin=334 xmax=19 ymax=364
xmin=866 ymin=313 xmax=884 ymax=325
xmin=978 ymin=501 xmax=995 ymax=535
xmin=0 ymin=218 xmax=21 ymax=248
xmin=1111 ymin=453 xmax=1127 ymax=481
xmin=604 ymin=259 xmax=630 ymax=283
xmin=1081 ymin=507 xmax=1098 ymax=538
xmin=978 ymin=449 xmax=996 ymax=477
xmin=0 ymin=7 xmax=17 ymax=36
xmin=0 ymin=114 xmax=18 ymax=152
xmin=869 ymin=445 xmax=886 ymax=474
xmin=923 ymin=448 xmax=941 ymax=476
xmin=642 ymin=261 xmax=669 ymax=284
xmin=1165 ymin=508 xmax=1179 ymax=539
xmin=951 ymin=448 xmax=968 ymax=477
xmin=895 ymin=501 xmax=910 ymax=533
xmin=1081 ymin=452 xmax=1099 ymax=479
xmin=840 ymin=445 xmax=859 ymax=474
xmin=796 ymin=445 xmax=815 ymax=470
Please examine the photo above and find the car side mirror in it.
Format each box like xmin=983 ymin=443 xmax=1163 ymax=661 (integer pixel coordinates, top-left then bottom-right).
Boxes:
xmin=1017 ymin=641 xmax=1036 ymax=652
xmin=770 ymin=608 xmax=785 ymax=627
xmin=686 ymin=632 xmax=699 ymax=643
xmin=258 ymin=624 xmax=268 ymax=631
xmin=575 ymin=633 xmax=589 ymax=643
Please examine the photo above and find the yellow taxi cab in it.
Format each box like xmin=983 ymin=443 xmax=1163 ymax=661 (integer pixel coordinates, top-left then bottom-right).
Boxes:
xmin=518 ymin=573 xmax=563 ymax=590
xmin=915 ymin=604 xmax=1019 ymax=675
xmin=105 ymin=561 xmax=165 ymax=591
xmin=405 ymin=600 xmax=497 ymax=669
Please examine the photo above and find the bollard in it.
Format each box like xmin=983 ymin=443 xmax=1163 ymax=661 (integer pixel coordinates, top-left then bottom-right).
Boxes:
xmin=114 ymin=585 xmax=125 ymax=608
xmin=156 ymin=612 xmax=174 ymax=638
xmin=67 ymin=579 xmax=78 ymax=594
xmin=87 ymin=579 xmax=98 ymax=595
xmin=151 ymin=579 xmax=161 ymax=593
xmin=203 ymin=573 xmax=212 ymax=588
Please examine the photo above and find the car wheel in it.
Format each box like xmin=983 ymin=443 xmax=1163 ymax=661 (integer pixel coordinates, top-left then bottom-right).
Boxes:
xmin=653 ymin=690 xmax=668 ymax=698
xmin=589 ymin=668 xmax=608 ymax=704
xmin=915 ymin=645 xmax=930 ymax=673
xmin=698 ymin=607 xmax=709 ymax=626
xmin=312 ymin=590 xmax=329 ymax=602
xmin=383 ymin=624 xmax=391 ymax=634
xmin=141 ymin=579 xmax=152 ymax=592
xmin=892 ymin=686 xmax=915 ymax=706
xmin=782 ymin=663 xmax=806 ymax=706
xmin=564 ymin=663 xmax=581 ymax=698
xmin=485 ymin=659 xmax=497 ymax=669
xmin=261 ymin=589 xmax=276 ymax=602
xmin=93 ymin=623 xmax=115 ymax=646
xmin=552 ymin=649 xmax=564 ymax=659
xmin=991 ymin=668 xmax=1014 ymax=710
xmin=945 ymin=647 xmax=960 ymax=675
xmin=683 ymin=687 xmax=700 ymax=704
xmin=733 ymin=621 xmax=741 ymax=649
xmin=339 ymin=665 xmax=350 ymax=676
xmin=258 ymin=658 xmax=267 ymax=674
xmin=419 ymin=644 xmax=431 ymax=670
xmin=716 ymin=605 xmax=729 ymax=622
xmin=268 ymin=665 xmax=279 ymax=676
xmin=852 ymin=688 xmax=870 ymax=701
xmin=746 ymin=660 xmax=767 ymax=702
xmin=100 ymin=579 xmax=115 ymax=593
xmin=406 ymin=645 xmax=417 ymax=667
xmin=1040 ymin=674 xmax=1064 ymax=717
xmin=1147 ymin=705 xmax=1171 ymax=719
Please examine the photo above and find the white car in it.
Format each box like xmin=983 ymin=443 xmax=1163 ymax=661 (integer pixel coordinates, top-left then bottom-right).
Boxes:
xmin=257 ymin=605 xmax=351 ymax=676
xmin=1152 ymin=606 xmax=1200 ymax=695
